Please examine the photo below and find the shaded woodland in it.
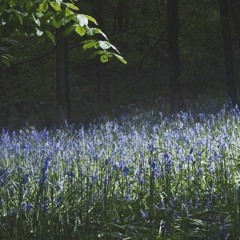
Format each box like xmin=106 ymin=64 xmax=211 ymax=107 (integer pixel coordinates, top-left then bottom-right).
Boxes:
xmin=1 ymin=0 xmax=240 ymax=129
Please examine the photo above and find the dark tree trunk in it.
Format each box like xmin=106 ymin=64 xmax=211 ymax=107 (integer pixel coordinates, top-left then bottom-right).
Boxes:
xmin=116 ymin=0 xmax=129 ymax=33
xmin=167 ymin=0 xmax=185 ymax=113
xmin=229 ymin=0 xmax=240 ymax=48
xmin=56 ymin=27 xmax=70 ymax=126
xmin=92 ymin=0 xmax=111 ymax=114
xmin=218 ymin=0 xmax=239 ymax=106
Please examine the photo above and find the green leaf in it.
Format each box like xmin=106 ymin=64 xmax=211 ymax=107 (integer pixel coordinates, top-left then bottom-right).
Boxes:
xmin=85 ymin=15 xmax=98 ymax=25
xmin=100 ymin=54 xmax=109 ymax=63
xmin=24 ymin=1 xmax=34 ymax=12
xmin=65 ymin=8 xmax=74 ymax=17
xmin=9 ymin=0 xmax=15 ymax=7
xmin=65 ymin=3 xmax=79 ymax=11
xmin=113 ymin=53 xmax=127 ymax=64
xmin=98 ymin=41 xmax=120 ymax=53
xmin=82 ymin=40 xmax=97 ymax=50
xmin=75 ymin=26 xmax=86 ymax=36
xmin=77 ymin=14 xmax=88 ymax=27
xmin=94 ymin=28 xmax=108 ymax=40
xmin=45 ymin=30 xmax=55 ymax=44
xmin=32 ymin=14 xmax=41 ymax=26
xmin=50 ymin=1 xmax=61 ymax=12
xmin=51 ymin=17 xmax=62 ymax=28
xmin=38 ymin=1 xmax=49 ymax=13
xmin=14 ymin=11 xmax=23 ymax=25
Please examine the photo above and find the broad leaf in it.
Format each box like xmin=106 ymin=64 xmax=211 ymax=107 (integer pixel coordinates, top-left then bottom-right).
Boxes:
xmin=85 ymin=15 xmax=97 ymax=25
xmin=56 ymin=0 xmax=63 ymax=5
xmin=65 ymin=3 xmax=79 ymax=11
xmin=45 ymin=30 xmax=55 ymax=44
xmin=100 ymin=54 xmax=109 ymax=63
xmin=38 ymin=1 xmax=49 ymax=13
xmin=51 ymin=17 xmax=62 ymax=28
xmin=65 ymin=8 xmax=74 ymax=17
xmin=82 ymin=40 xmax=97 ymax=50
xmin=33 ymin=14 xmax=41 ymax=26
xmin=99 ymin=41 xmax=111 ymax=50
xmin=75 ymin=26 xmax=86 ymax=36
xmin=50 ymin=1 xmax=61 ymax=12
xmin=77 ymin=14 xmax=88 ymax=27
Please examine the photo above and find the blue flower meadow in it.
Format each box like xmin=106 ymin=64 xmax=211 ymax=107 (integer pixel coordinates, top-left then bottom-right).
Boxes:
xmin=0 ymin=107 xmax=240 ymax=239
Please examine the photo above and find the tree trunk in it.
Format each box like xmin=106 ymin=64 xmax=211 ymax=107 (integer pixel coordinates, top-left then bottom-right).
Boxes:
xmin=56 ymin=27 xmax=70 ymax=126
xmin=92 ymin=0 xmax=111 ymax=114
xmin=218 ymin=0 xmax=239 ymax=106
xmin=229 ymin=0 xmax=240 ymax=49
xmin=116 ymin=0 xmax=129 ymax=33
xmin=167 ymin=0 xmax=185 ymax=113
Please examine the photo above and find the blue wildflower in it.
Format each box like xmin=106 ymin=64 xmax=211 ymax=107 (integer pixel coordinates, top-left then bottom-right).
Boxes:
xmin=22 ymin=202 xmax=33 ymax=212
xmin=55 ymin=196 xmax=63 ymax=205
xmin=140 ymin=209 xmax=148 ymax=219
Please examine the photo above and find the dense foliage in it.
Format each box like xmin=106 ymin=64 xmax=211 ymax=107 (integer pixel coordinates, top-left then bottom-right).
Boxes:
xmin=1 ymin=106 xmax=240 ymax=239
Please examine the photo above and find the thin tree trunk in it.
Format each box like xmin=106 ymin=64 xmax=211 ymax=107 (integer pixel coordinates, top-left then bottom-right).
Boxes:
xmin=167 ymin=0 xmax=185 ymax=113
xmin=116 ymin=0 xmax=129 ymax=33
xmin=56 ymin=27 xmax=70 ymax=126
xmin=218 ymin=0 xmax=239 ymax=106
xmin=229 ymin=0 xmax=240 ymax=49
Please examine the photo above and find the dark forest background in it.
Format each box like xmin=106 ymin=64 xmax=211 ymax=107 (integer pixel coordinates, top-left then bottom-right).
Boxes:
xmin=1 ymin=0 xmax=240 ymax=129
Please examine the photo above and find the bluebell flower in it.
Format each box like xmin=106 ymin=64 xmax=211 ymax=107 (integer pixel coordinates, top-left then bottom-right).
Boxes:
xmin=22 ymin=202 xmax=33 ymax=212
xmin=21 ymin=173 xmax=31 ymax=185
xmin=55 ymin=196 xmax=63 ymax=205
xmin=67 ymin=170 xmax=74 ymax=183
xmin=0 ymin=167 xmax=11 ymax=186
xmin=140 ymin=209 xmax=148 ymax=219
xmin=91 ymin=171 xmax=98 ymax=184
xmin=123 ymin=166 xmax=130 ymax=176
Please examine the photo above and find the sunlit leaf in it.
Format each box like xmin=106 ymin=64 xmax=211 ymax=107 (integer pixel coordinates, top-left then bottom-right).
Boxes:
xmin=75 ymin=26 xmax=86 ymax=36
xmin=50 ymin=1 xmax=61 ymax=12
xmin=77 ymin=14 xmax=88 ymax=27
xmin=56 ymin=0 xmax=63 ymax=6
xmin=65 ymin=3 xmax=79 ymax=11
xmin=85 ymin=15 xmax=97 ymax=25
xmin=100 ymin=54 xmax=109 ymax=63
xmin=65 ymin=8 xmax=74 ymax=17
xmin=82 ymin=40 xmax=97 ymax=50
xmin=36 ymin=28 xmax=43 ymax=36
xmin=112 ymin=53 xmax=127 ymax=64
xmin=51 ymin=17 xmax=62 ymax=28
xmin=99 ymin=41 xmax=111 ymax=50
xmin=94 ymin=28 xmax=108 ymax=40
xmin=32 ymin=14 xmax=41 ymax=26
xmin=38 ymin=1 xmax=49 ymax=13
